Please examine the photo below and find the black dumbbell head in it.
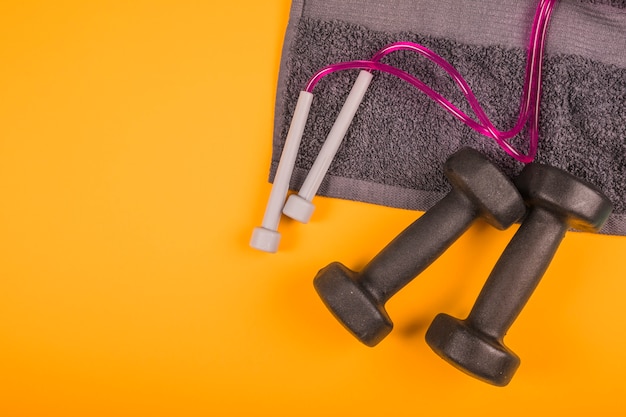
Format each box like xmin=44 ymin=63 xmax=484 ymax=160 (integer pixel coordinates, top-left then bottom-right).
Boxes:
xmin=515 ymin=163 xmax=613 ymax=232
xmin=444 ymin=148 xmax=526 ymax=230
xmin=426 ymin=313 xmax=520 ymax=386
xmin=313 ymin=262 xmax=392 ymax=347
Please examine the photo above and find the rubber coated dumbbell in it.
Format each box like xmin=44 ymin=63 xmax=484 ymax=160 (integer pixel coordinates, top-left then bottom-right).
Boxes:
xmin=425 ymin=163 xmax=613 ymax=386
xmin=313 ymin=147 xmax=526 ymax=347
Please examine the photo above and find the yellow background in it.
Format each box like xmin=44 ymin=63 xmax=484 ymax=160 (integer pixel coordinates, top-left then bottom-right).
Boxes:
xmin=0 ymin=1 xmax=625 ymax=416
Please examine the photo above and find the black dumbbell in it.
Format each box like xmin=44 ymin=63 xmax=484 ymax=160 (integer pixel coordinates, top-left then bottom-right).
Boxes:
xmin=313 ymin=147 xmax=526 ymax=347
xmin=426 ymin=163 xmax=613 ymax=386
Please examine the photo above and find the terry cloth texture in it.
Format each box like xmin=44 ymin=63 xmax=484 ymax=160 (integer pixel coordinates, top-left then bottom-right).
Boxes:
xmin=270 ymin=0 xmax=626 ymax=235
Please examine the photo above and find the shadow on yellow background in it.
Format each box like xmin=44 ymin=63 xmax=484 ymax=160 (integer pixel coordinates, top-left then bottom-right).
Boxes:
xmin=0 ymin=1 xmax=625 ymax=416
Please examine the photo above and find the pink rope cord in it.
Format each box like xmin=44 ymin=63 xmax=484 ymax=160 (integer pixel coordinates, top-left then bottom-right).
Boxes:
xmin=304 ymin=0 xmax=557 ymax=163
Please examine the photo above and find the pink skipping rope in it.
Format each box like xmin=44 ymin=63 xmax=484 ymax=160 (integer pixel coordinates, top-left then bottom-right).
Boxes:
xmin=303 ymin=0 xmax=557 ymax=163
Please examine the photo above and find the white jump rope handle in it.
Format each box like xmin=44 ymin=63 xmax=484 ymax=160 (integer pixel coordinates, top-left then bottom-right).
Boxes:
xmin=282 ymin=70 xmax=373 ymax=223
xmin=250 ymin=91 xmax=314 ymax=253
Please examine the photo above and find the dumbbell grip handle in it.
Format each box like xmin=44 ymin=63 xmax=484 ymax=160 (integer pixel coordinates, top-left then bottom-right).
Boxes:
xmin=467 ymin=207 xmax=567 ymax=340
xmin=361 ymin=190 xmax=476 ymax=303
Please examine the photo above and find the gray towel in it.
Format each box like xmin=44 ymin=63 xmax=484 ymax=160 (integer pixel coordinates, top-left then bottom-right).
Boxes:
xmin=270 ymin=0 xmax=626 ymax=235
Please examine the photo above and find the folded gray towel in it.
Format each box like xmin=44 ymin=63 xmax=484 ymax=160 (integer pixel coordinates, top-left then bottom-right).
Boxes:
xmin=270 ymin=0 xmax=626 ymax=235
